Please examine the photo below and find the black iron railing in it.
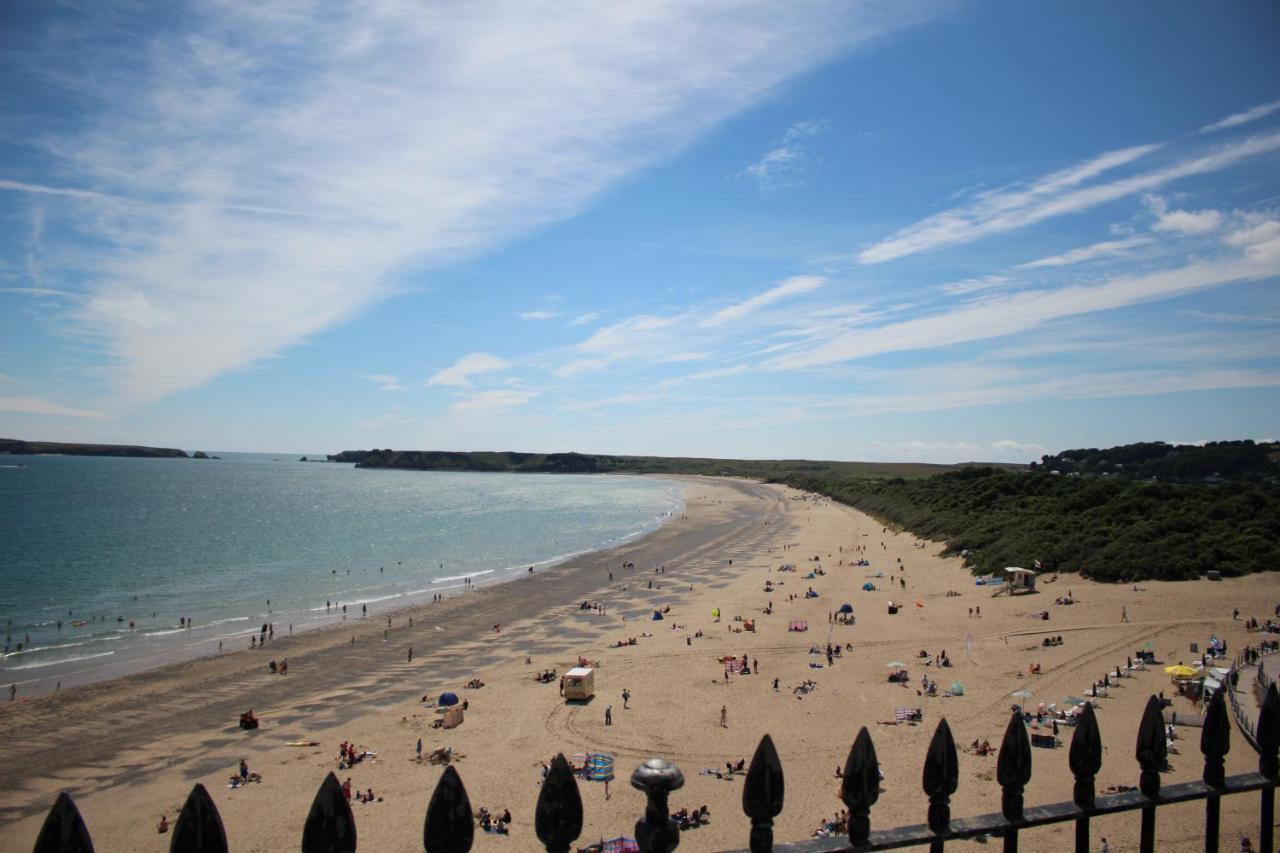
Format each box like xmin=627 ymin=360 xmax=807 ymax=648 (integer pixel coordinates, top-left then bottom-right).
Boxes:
xmin=31 ymin=685 xmax=1280 ymax=853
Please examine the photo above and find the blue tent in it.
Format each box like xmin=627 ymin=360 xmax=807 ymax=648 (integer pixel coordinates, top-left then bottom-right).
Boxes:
xmin=438 ymin=691 xmax=459 ymax=707
xmin=862 ymin=582 xmax=876 ymax=591
xmin=651 ymin=610 xmax=664 ymax=621
xmin=838 ymin=603 xmax=854 ymax=614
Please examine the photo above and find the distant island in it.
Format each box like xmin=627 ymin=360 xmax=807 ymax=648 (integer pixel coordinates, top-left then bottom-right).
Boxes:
xmin=0 ymin=438 xmax=200 ymax=459
xmin=327 ymin=448 xmax=984 ymax=479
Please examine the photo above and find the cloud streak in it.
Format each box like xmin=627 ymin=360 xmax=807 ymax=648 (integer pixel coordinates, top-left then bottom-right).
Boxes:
xmin=858 ymin=133 xmax=1280 ymax=263
xmin=1200 ymin=99 xmax=1280 ymax=133
xmin=702 ymin=275 xmax=826 ymax=326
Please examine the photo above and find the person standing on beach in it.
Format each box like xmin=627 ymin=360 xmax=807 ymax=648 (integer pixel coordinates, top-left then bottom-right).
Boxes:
xmin=622 ymin=688 xmax=630 ymax=709
xmin=604 ymin=705 xmax=612 ymax=725
xmin=720 ymin=705 xmax=728 ymax=727
xmin=1121 ymin=606 xmax=1128 ymax=623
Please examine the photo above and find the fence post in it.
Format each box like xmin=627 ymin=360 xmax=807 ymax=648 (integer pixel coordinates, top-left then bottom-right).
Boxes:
xmin=536 ymin=754 xmax=583 ymax=853
xmin=1257 ymin=683 xmax=1279 ymax=853
xmin=842 ymin=727 xmax=881 ymax=849
xmin=1069 ymin=703 xmax=1102 ymax=853
xmin=1135 ymin=695 xmax=1167 ymax=853
xmin=423 ymin=765 xmax=474 ymax=853
xmin=997 ymin=711 xmax=1031 ymax=853
xmin=32 ymin=792 xmax=93 ymax=853
xmin=301 ymin=773 xmax=357 ymax=853
xmin=922 ymin=718 xmax=959 ymax=853
xmin=1200 ymin=687 xmax=1229 ymax=853
xmin=631 ymin=758 xmax=683 ymax=853
xmin=170 ymin=783 xmax=227 ymax=853
xmin=742 ymin=734 xmax=784 ymax=853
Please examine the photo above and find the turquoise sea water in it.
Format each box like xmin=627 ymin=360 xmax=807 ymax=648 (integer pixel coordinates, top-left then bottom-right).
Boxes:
xmin=0 ymin=453 xmax=682 ymax=690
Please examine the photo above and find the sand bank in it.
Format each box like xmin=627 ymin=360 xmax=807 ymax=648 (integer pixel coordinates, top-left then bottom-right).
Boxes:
xmin=1 ymin=476 xmax=1274 ymax=851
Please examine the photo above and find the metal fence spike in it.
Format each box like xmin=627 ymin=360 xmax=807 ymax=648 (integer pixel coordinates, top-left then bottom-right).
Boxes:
xmin=423 ymin=765 xmax=474 ymax=853
xmin=170 ymin=783 xmax=228 ymax=853
xmin=536 ymin=754 xmax=582 ymax=853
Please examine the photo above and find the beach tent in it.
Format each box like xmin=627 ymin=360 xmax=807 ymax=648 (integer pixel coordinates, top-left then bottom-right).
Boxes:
xmin=862 ymin=582 xmax=876 ymax=591
xmin=438 ymin=691 xmax=459 ymax=707
xmin=838 ymin=603 xmax=854 ymax=614
xmin=563 ymin=667 xmax=595 ymax=701
xmin=950 ymin=681 xmax=965 ymax=696
xmin=712 ymin=608 xmax=720 ymax=619
xmin=587 ymin=752 xmax=615 ymax=782
xmin=651 ymin=610 xmax=664 ymax=621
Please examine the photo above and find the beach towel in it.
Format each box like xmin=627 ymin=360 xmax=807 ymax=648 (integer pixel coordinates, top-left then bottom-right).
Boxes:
xmin=895 ymin=707 xmax=922 ymax=722
xmin=602 ymin=838 xmax=640 ymax=853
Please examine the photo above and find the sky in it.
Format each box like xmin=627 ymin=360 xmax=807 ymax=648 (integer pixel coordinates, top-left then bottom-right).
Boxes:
xmin=2 ymin=1 xmax=1279 ymax=463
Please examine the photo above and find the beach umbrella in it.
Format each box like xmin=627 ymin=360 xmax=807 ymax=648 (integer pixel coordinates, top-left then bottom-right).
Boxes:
xmin=1164 ymin=664 xmax=1197 ymax=678
xmin=1062 ymin=696 xmax=1089 ymax=708
xmin=838 ymin=603 xmax=854 ymax=614
xmin=1011 ymin=689 xmax=1034 ymax=699
xmin=438 ymin=691 xmax=459 ymax=707
xmin=885 ymin=661 xmax=906 ymax=668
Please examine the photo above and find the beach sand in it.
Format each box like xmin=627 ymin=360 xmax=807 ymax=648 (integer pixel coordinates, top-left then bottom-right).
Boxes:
xmin=1 ymin=476 xmax=1274 ymax=852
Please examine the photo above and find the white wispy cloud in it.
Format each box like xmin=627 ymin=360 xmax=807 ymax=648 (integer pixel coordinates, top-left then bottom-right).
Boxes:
xmin=561 ymin=391 xmax=665 ymax=412
xmin=566 ymin=312 xmax=601 ymax=327
xmin=0 ymin=287 xmax=79 ymax=298
xmin=553 ymin=359 xmax=611 ymax=379
xmin=768 ymin=225 xmax=1280 ymax=371
xmin=936 ymin=274 xmax=1012 ymax=296
xmin=519 ymin=310 xmax=562 ymax=321
xmin=0 ymin=395 xmax=110 ymax=420
xmin=450 ymin=388 xmax=538 ymax=413
xmin=426 ymin=353 xmax=508 ymax=387
xmin=1180 ymin=309 xmax=1280 ymax=325
xmin=657 ymin=365 xmax=749 ymax=387
xmin=8 ymin=1 xmax=926 ymax=405
xmin=1200 ymin=99 xmax=1280 ymax=133
xmin=361 ymin=373 xmax=407 ymax=391
xmin=858 ymin=133 xmax=1280 ymax=263
xmin=1144 ymin=195 xmax=1223 ymax=235
xmin=742 ymin=119 xmax=828 ymax=193
xmin=702 ymin=275 xmax=826 ymax=327
xmin=1017 ymin=236 xmax=1155 ymax=269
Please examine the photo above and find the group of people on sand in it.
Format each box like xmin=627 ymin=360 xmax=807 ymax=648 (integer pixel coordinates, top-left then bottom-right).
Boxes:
xmin=340 ymin=777 xmax=380 ymax=804
xmin=476 ymin=806 xmax=512 ymax=834
xmin=338 ymin=740 xmax=372 ymax=769
xmin=267 ymin=658 xmax=288 ymax=674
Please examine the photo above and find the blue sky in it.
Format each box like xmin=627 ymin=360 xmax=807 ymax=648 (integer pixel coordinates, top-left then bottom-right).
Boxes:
xmin=2 ymin=1 xmax=1279 ymax=462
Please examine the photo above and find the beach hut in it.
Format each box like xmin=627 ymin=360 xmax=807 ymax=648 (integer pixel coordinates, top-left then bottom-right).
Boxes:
xmin=993 ymin=567 xmax=1037 ymax=596
xmin=563 ymin=666 xmax=595 ymax=701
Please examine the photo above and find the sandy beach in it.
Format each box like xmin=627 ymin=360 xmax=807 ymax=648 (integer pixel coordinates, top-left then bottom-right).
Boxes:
xmin=1 ymin=476 xmax=1274 ymax=852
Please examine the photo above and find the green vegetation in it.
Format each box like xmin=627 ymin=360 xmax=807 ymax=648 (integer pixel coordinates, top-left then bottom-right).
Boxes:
xmin=778 ymin=456 xmax=1280 ymax=583
xmin=0 ymin=438 xmax=190 ymax=458
xmin=1031 ymin=440 xmax=1280 ymax=484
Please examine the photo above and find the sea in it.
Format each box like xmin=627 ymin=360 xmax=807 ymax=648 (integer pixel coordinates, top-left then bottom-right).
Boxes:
xmin=0 ymin=452 xmax=683 ymax=692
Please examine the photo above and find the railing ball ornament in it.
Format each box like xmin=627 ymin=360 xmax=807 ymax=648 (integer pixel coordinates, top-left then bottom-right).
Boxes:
xmin=631 ymin=758 xmax=684 ymax=853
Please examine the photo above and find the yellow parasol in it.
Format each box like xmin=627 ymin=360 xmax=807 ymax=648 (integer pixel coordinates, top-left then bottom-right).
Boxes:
xmin=1164 ymin=664 xmax=1198 ymax=678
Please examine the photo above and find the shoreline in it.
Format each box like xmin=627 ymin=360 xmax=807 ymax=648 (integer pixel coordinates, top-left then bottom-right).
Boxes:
xmin=2 ymin=473 xmax=686 ymax=697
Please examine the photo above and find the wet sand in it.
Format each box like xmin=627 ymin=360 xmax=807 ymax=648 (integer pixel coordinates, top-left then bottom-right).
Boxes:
xmin=1 ymin=476 xmax=1274 ymax=852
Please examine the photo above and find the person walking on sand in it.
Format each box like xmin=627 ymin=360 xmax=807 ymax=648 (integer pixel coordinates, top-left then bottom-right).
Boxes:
xmin=1121 ymin=606 xmax=1128 ymax=623
xmin=622 ymin=689 xmax=631 ymax=709
xmin=605 ymin=705 xmax=612 ymax=726
xmin=720 ymin=705 xmax=728 ymax=727
xmin=416 ymin=738 xmax=423 ymax=761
